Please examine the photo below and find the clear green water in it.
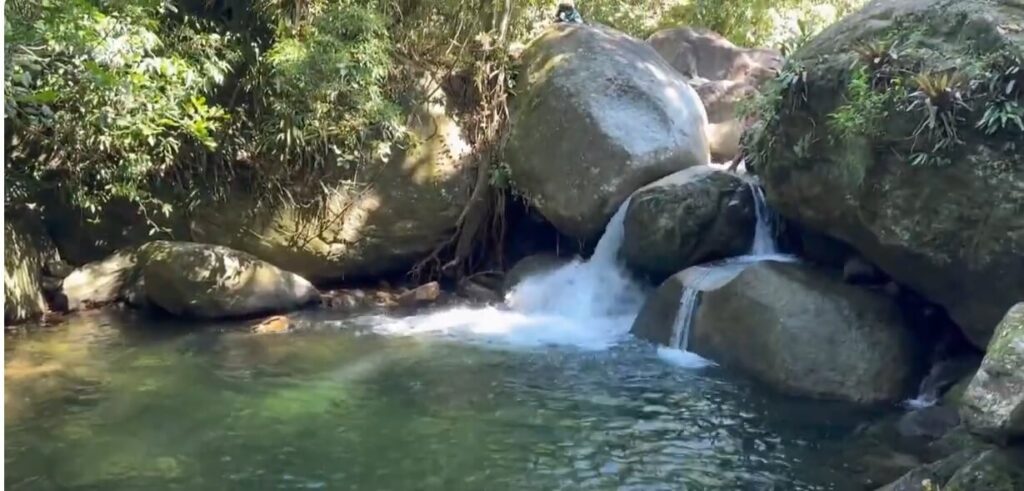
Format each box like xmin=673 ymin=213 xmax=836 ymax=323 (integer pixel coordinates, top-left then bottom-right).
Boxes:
xmin=6 ymin=310 xmax=893 ymax=490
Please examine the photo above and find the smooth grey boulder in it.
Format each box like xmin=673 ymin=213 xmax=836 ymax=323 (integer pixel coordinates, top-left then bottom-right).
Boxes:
xmin=138 ymin=241 xmax=319 ymax=319
xmin=621 ymin=166 xmax=754 ymax=280
xmin=506 ymin=23 xmax=709 ymax=241
xmin=633 ymin=260 xmax=919 ymax=403
xmin=61 ymin=249 xmax=138 ymax=311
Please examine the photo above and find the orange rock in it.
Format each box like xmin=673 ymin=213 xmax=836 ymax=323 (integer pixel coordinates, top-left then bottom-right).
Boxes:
xmin=251 ymin=315 xmax=292 ymax=335
xmin=397 ymin=281 xmax=441 ymax=306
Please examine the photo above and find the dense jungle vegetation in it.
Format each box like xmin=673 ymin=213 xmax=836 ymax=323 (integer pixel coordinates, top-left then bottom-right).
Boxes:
xmin=4 ymin=0 xmax=865 ymax=231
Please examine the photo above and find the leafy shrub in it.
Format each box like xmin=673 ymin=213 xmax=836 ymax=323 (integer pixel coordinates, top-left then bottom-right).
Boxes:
xmin=4 ymin=0 xmax=239 ymax=212
xmin=828 ymin=67 xmax=892 ymax=140
xmin=241 ymin=1 xmax=401 ymax=178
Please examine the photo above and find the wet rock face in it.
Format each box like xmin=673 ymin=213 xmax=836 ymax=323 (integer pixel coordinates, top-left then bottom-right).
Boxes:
xmin=960 ymin=303 xmax=1024 ymax=444
xmin=621 ymin=166 xmax=755 ymax=281
xmin=506 ymin=23 xmax=710 ymax=241
xmin=755 ymin=0 xmax=1024 ymax=348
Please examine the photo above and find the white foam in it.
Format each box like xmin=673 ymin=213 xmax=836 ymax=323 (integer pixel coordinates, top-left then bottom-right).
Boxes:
xmin=903 ymin=394 xmax=937 ymax=410
xmin=657 ymin=347 xmax=715 ymax=368
xmin=361 ymin=199 xmax=645 ymax=352
xmin=361 ymin=306 xmax=633 ymax=351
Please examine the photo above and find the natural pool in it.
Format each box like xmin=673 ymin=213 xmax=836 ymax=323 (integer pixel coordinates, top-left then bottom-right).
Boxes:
xmin=5 ymin=309 xmax=902 ymax=490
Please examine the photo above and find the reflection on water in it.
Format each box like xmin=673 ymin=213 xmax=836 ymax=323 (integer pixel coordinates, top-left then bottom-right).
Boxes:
xmin=7 ymin=311 xmax=892 ymax=490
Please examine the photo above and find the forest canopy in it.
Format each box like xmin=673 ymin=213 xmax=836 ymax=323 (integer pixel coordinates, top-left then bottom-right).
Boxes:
xmin=3 ymin=0 xmax=865 ymax=217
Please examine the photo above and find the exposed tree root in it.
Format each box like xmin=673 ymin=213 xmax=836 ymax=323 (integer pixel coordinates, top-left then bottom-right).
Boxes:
xmin=410 ymin=28 xmax=513 ymax=282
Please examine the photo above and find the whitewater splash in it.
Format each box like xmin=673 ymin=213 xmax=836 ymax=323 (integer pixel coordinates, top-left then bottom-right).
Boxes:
xmin=364 ymin=199 xmax=646 ymax=351
xmin=361 ymin=179 xmax=788 ymax=361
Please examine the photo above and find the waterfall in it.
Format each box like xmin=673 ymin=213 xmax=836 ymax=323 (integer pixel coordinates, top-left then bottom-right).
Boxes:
xmin=748 ymin=181 xmax=778 ymax=256
xmin=366 ymin=198 xmax=646 ymax=351
xmin=665 ymin=180 xmax=788 ymax=355
xmin=669 ymin=287 xmax=701 ymax=350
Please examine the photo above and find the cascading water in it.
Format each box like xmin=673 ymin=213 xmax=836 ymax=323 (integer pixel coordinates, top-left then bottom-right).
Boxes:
xmin=662 ymin=181 xmax=790 ymax=358
xmin=748 ymin=180 xmax=778 ymax=257
xmin=364 ymin=178 xmax=789 ymax=363
xmin=365 ymin=199 xmax=646 ymax=351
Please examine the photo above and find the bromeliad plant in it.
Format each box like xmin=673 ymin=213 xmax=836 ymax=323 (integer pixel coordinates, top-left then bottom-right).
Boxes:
xmin=907 ymin=70 xmax=969 ymax=164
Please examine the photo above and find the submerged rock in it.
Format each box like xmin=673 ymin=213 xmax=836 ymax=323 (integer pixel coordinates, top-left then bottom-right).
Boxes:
xmin=506 ymin=23 xmax=709 ymax=241
xmin=621 ymin=166 xmax=755 ymax=280
xmin=899 ymin=406 xmax=961 ymax=440
xmin=960 ymin=303 xmax=1024 ymax=443
xmin=755 ymin=0 xmax=1024 ymax=348
xmin=686 ymin=261 xmax=916 ymax=402
xmin=647 ymin=27 xmax=781 ymax=162
xmin=4 ymin=211 xmax=58 ymax=324
xmin=137 ymin=241 xmax=319 ymax=319
xmin=251 ymin=315 xmax=294 ymax=335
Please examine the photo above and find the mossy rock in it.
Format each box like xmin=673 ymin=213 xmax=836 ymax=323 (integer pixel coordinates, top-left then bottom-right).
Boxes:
xmin=961 ymin=303 xmax=1024 ymax=443
xmin=754 ymin=0 xmax=1024 ymax=348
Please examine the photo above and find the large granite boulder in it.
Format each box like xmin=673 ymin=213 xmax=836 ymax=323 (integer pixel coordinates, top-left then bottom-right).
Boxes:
xmin=753 ymin=0 xmax=1024 ymax=348
xmin=191 ymin=75 xmax=473 ymax=283
xmin=633 ymin=260 xmax=920 ymax=403
xmin=38 ymin=74 xmax=473 ymax=285
xmin=960 ymin=303 xmax=1024 ymax=443
xmin=137 ymin=241 xmax=319 ymax=319
xmin=4 ymin=211 xmax=57 ymax=323
xmin=647 ymin=27 xmax=782 ymax=161
xmin=506 ymin=23 xmax=710 ymax=241
xmin=621 ymin=166 xmax=755 ymax=280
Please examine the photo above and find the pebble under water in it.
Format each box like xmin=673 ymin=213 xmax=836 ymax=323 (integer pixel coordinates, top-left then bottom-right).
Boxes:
xmin=5 ymin=310 xmax=901 ymax=491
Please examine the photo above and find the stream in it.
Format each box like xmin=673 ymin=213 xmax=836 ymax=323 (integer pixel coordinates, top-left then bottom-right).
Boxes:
xmin=5 ymin=310 xmax=897 ymax=490
xmin=5 ymin=189 xmax=906 ymax=490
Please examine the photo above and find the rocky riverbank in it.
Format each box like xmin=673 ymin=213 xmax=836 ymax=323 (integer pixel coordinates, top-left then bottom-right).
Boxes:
xmin=6 ymin=0 xmax=1023 ymax=488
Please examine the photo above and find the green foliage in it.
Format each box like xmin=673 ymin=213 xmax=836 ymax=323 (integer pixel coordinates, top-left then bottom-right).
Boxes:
xmin=242 ymin=1 xmax=401 ymax=176
xmin=977 ymin=100 xmax=1024 ymax=135
xmin=828 ymin=67 xmax=892 ymax=141
xmin=737 ymin=60 xmax=807 ymax=170
xmin=4 ymin=0 xmax=878 ymax=223
xmin=5 ymin=0 xmax=239 ymax=212
xmin=969 ymin=52 xmax=1024 ymax=136
xmin=657 ymin=0 xmax=865 ymax=48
